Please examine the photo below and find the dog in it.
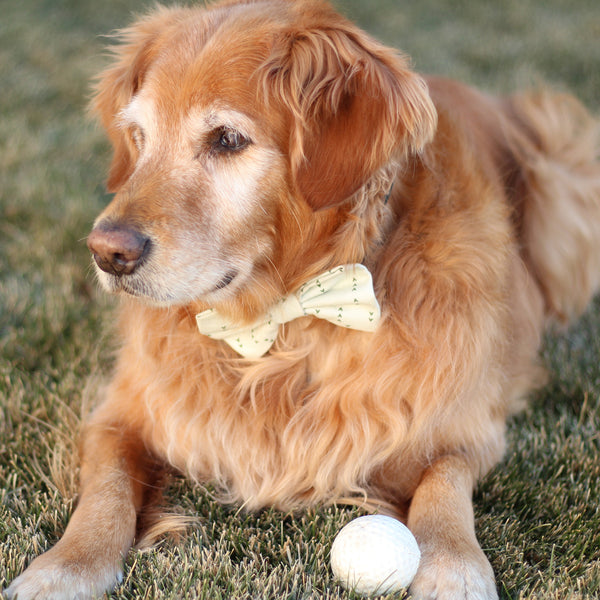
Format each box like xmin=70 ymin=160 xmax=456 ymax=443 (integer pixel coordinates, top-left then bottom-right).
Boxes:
xmin=6 ymin=0 xmax=600 ymax=598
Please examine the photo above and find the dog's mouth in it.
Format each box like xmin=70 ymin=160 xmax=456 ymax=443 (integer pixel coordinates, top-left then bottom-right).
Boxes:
xmin=214 ymin=270 xmax=238 ymax=291
xmin=94 ymin=253 xmax=245 ymax=306
xmin=112 ymin=268 xmax=240 ymax=302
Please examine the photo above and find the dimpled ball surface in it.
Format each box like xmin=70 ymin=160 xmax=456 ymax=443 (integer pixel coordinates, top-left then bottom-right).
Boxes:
xmin=330 ymin=515 xmax=421 ymax=596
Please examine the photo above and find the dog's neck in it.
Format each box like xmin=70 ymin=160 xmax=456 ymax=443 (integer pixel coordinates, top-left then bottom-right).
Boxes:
xmin=344 ymin=161 xmax=400 ymax=270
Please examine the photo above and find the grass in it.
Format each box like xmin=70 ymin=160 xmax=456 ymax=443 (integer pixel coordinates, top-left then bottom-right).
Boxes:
xmin=1 ymin=0 xmax=599 ymax=598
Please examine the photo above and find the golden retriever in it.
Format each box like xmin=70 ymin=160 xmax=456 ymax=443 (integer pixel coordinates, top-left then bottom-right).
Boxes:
xmin=6 ymin=0 xmax=600 ymax=598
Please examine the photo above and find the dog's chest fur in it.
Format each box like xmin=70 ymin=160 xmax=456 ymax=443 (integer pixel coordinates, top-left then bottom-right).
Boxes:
xmin=111 ymin=258 xmax=509 ymax=513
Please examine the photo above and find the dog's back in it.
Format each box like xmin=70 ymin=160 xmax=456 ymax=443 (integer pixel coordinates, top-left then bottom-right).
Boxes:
xmin=428 ymin=75 xmax=600 ymax=320
xmin=506 ymin=91 xmax=600 ymax=320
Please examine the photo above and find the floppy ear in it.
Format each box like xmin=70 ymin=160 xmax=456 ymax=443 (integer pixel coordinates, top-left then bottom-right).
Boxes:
xmin=261 ymin=12 xmax=437 ymax=210
xmin=91 ymin=8 xmax=182 ymax=192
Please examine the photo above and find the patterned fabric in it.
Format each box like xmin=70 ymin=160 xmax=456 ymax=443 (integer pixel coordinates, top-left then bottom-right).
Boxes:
xmin=195 ymin=264 xmax=381 ymax=358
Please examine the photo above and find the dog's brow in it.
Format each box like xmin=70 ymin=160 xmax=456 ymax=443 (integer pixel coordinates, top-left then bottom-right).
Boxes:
xmin=187 ymin=106 xmax=256 ymax=138
xmin=119 ymin=96 xmax=154 ymax=129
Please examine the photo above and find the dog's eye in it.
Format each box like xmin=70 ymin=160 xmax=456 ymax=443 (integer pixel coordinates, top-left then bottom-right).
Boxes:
xmin=213 ymin=127 xmax=250 ymax=153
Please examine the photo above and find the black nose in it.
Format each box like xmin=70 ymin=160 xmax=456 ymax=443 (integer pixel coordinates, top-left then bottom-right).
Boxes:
xmin=87 ymin=223 xmax=151 ymax=276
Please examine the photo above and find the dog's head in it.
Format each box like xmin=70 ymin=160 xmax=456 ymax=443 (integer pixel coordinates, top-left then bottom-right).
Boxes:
xmin=88 ymin=0 xmax=436 ymax=312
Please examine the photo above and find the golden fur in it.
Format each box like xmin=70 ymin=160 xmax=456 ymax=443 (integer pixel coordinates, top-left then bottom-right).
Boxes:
xmin=6 ymin=1 xmax=600 ymax=599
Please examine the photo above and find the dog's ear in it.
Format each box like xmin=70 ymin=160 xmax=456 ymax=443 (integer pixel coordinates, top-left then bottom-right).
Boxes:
xmin=91 ymin=8 xmax=181 ymax=192
xmin=261 ymin=11 xmax=437 ymax=210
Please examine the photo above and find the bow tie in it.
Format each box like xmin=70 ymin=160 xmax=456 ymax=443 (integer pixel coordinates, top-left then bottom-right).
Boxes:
xmin=195 ymin=264 xmax=380 ymax=358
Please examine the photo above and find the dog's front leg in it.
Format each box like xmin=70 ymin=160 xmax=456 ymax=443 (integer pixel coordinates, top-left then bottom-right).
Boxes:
xmin=5 ymin=420 xmax=151 ymax=600
xmin=407 ymin=454 xmax=498 ymax=600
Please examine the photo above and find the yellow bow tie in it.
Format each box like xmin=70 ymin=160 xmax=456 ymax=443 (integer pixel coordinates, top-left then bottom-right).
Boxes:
xmin=195 ymin=264 xmax=380 ymax=358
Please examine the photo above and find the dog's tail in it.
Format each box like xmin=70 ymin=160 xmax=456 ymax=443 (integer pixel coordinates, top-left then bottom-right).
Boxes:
xmin=505 ymin=91 xmax=600 ymax=322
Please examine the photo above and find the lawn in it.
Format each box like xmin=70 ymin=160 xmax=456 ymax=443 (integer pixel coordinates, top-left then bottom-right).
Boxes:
xmin=1 ymin=0 xmax=599 ymax=598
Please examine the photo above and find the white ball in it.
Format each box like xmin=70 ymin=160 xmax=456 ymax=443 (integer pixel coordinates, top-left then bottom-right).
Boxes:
xmin=330 ymin=515 xmax=420 ymax=596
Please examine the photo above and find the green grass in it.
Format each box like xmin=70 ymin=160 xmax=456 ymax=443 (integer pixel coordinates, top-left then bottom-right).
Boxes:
xmin=1 ymin=0 xmax=599 ymax=598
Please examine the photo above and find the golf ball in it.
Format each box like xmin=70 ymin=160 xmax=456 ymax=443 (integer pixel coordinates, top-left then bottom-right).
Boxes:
xmin=330 ymin=515 xmax=420 ymax=596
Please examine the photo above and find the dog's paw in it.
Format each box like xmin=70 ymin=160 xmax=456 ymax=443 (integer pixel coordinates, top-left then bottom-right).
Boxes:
xmin=4 ymin=550 xmax=123 ymax=600
xmin=409 ymin=546 xmax=498 ymax=600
